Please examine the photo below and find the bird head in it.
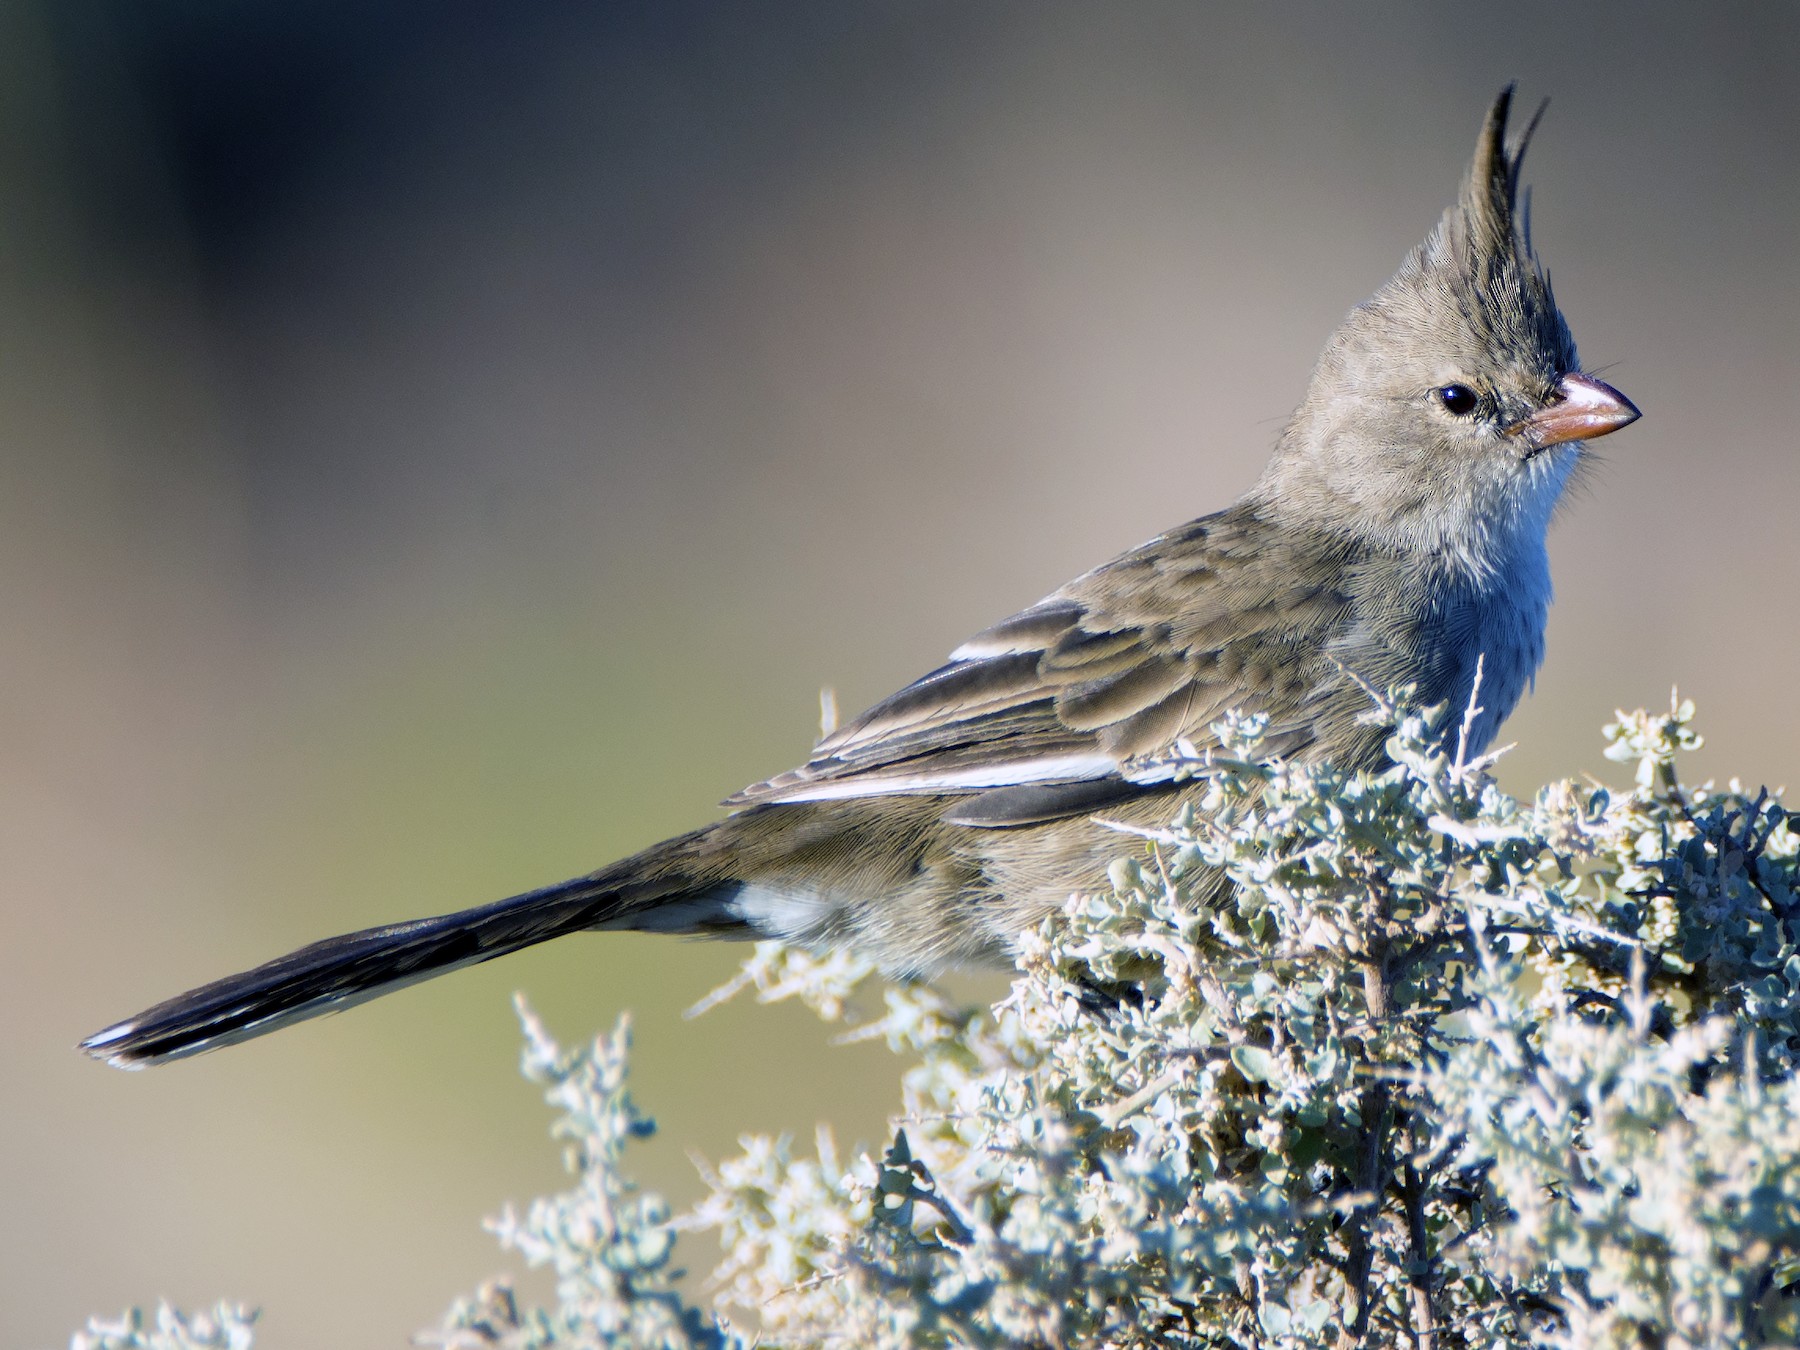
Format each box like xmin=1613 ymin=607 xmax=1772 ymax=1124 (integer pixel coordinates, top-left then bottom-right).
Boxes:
xmin=1259 ymin=85 xmax=1639 ymax=578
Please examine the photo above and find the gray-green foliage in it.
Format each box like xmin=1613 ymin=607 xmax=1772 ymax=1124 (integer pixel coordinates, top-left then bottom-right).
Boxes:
xmin=431 ymin=1005 xmax=724 ymax=1350
xmin=70 ymin=1304 xmax=256 ymax=1350
xmin=79 ymin=692 xmax=1800 ymax=1348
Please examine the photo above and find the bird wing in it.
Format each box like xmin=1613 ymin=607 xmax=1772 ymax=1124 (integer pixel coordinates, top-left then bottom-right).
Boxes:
xmin=726 ymin=507 xmax=1356 ymax=826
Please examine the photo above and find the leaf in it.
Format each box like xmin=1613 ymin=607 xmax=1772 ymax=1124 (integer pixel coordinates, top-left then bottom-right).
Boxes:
xmin=1232 ymin=1044 xmax=1278 ymax=1083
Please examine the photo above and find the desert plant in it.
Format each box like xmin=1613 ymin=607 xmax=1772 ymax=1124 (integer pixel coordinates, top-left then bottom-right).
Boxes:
xmin=77 ymin=690 xmax=1800 ymax=1349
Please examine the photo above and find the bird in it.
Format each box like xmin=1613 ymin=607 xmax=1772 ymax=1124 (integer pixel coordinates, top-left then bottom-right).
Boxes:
xmin=83 ymin=86 xmax=1638 ymax=1069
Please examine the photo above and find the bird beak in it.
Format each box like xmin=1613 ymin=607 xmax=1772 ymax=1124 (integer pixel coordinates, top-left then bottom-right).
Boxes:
xmin=1509 ymin=373 xmax=1641 ymax=450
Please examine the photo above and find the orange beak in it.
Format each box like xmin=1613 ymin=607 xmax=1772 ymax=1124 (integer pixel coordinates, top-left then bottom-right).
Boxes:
xmin=1509 ymin=373 xmax=1641 ymax=450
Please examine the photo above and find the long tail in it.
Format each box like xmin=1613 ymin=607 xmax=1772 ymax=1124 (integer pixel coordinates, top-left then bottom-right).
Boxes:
xmin=81 ymin=834 xmax=729 ymax=1069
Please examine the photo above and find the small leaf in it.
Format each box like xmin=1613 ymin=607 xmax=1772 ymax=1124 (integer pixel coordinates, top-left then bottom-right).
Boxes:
xmin=1232 ymin=1045 xmax=1278 ymax=1083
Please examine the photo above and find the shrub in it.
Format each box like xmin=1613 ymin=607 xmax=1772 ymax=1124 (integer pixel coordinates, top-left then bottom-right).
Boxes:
xmin=76 ymin=691 xmax=1800 ymax=1349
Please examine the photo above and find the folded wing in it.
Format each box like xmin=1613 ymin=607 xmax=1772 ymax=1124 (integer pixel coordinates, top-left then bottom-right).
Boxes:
xmin=728 ymin=507 xmax=1355 ymax=826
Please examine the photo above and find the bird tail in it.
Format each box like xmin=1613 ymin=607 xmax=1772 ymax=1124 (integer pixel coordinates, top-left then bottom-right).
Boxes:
xmin=80 ymin=830 xmax=733 ymax=1069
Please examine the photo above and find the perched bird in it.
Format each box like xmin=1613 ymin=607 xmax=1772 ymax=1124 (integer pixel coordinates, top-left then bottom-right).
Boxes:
xmin=84 ymin=86 xmax=1637 ymax=1069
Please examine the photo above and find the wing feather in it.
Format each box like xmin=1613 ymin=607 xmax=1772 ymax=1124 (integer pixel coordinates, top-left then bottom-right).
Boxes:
xmin=725 ymin=505 xmax=1356 ymax=820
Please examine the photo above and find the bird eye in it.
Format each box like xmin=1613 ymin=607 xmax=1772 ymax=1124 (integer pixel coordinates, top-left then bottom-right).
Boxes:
xmin=1436 ymin=384 xmax=1480 ymax=417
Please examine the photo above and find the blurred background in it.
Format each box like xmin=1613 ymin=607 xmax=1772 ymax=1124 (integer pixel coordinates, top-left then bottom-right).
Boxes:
xmin=4 ymin=2 xmax=1795 ymax=1344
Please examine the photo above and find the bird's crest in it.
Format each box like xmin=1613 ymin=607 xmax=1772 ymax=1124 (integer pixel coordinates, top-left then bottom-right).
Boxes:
xmin=1394 ymin=84 xmax=1575 ymax=378
xmin=1457 ymin=83 xmax=1546 ymax=265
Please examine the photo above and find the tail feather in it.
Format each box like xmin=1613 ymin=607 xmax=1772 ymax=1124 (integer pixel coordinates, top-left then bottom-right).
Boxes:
xmin=81 ymin=866 xmax=704 ymax=1069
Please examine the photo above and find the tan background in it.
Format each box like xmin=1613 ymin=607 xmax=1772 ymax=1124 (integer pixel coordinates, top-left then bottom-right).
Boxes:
xmin=4 ymin=3 xmax=1796 ymax=1345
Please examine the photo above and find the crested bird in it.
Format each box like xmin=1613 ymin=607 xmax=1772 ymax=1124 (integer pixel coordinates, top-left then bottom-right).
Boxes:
xmin=83 ymin=86 xmax=1638 ymax=1069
